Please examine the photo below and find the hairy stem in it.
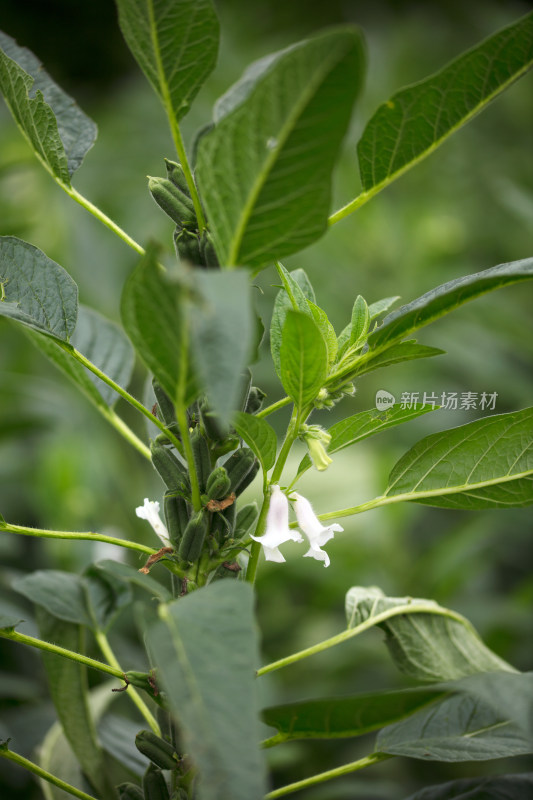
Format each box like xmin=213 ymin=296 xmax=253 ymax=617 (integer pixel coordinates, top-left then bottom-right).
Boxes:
xmin=255 ymin=396 xmax=291 ymax=419
xmin=264 ymin=752 xmax=392 ymax=798
xmin=327 ymin=185 xmax=381 ymax=226
xmin=95 ymin=631 xmax=161 ymax=736
xmin=0 ymin=745 xmax=98 ymax=800
xmin=0 ymin=628 xmax=124 ymax=681
xmin=0 ymin=521 xmax=157 ymax=556
xmin=257 ymin=603 xmax=476 ymax=676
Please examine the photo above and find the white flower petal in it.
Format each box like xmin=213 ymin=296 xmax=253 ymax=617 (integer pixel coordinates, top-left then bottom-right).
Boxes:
xmin=135 ymin=498 xmax=171 ymax=546
xmin=303 ymin=543 xmax=330 ymax=567
xmin=292 ymin=493 xmax=343 ymax=567
xmin=250 ymin=485 xmax=303 ymax=564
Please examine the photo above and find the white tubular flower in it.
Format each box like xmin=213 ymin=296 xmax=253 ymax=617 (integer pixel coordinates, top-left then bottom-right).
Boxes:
xmin=135 ymin=498 xmax=171 ymax=546
xmin=250 ymin=485 xmax=303 ymax=562
xmin=291 ymin=493 xmax=343 ymax=568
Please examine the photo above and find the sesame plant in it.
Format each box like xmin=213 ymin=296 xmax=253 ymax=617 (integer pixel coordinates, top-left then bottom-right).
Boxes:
xmin=1 ymin=3 xmax=532 ymax=800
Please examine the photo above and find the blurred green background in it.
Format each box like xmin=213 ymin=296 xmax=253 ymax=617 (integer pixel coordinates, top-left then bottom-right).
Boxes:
xmin=1 ymin=0 xmax=532 ymax=797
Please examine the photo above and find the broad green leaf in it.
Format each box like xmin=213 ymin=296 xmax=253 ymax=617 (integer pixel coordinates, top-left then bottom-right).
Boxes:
xmin=121 ymin=244 xmax=196 ymax=408
xmin=297 ymin=403 xmax=437 ymax=478
xmin=233 ymin=411 xmax=277 ymax=472
xmin=279 ymin=311 xmax=328 ymax=411
xmin=0 ymin=236 xmax=77 ymax=341
xmin=93 ymin=559 xmax=172 ymax=603
xmin=34 ymin=609 xmax=111 ymax=798
xmin=0 ymin=31 xmax=97 ymax=183
xmin=345 ymin=587 xmax=514 ymax=682
xmin=25 ymin=306 xmax=135 ymax=411
xmin=368 ymin=258 xmax=533 ymax=352
xmin=376 ymin=690 xmax=532 ymax=762
xmin=270 ymin=266 xmax=314 ymax=378
xmin=404 ymin=772 xmax=533 ymax=799
xmin=115 ymin=0 xmax=219 ymax=122
xmin=197 ymin=28 xmax=365 ymax=268
xmin=349 ymin=295 xmax=369 ymax=347
xmin=98 ymin=714 xmax=149 ymax=778
xmin=190 ymin=270 xmax=252 ymax=426
xmin=38 ymin=681 xmax=120 ymax=800
xmin=357 ymin=13 xmax=533 ymax=199
xmin=307 ymin=301 xmax=337 ymax=368
xmin=262 ymin=686 xmax=446 ymax=743
xmin=350 ymin=341 xmax=445 ymax=378
xmin=83 ymin=565 xmax=132 ymax=634
xmin=146 ymin=581 xmax=266 ymax=800
xmin=367 ymin=296 xmax=400 ymax=320
xmin=385 ymin=408 xmax=533 ymax=509
xmin=14 ymin=571 xmax=93 ymax=628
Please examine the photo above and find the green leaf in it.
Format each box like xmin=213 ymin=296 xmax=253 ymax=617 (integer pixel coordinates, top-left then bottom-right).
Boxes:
xmin=34 ymin=608 xmax=110 ymax=797
xmin=270 ymin=266 xmax=314 ymax=378
xmin=25 ymin=305 xmax=135 ymax=410
xmin=233 ymin=412 xmax=277 ymax=472
xmin=262 ymin=686 xmax=447 ymax=743
xmin=0 ymin=31 xmax=97 ymax=183
xmin=196 ymin=27 xmax=365 ymax=268
xmin=357 ymin=13 xmax=533 ymax=199
xmin=345 ymin=587 xmax=515 ymax=682
xmin=121 ymin=244 xmax=196 ymax=408
xmin=350 ymin=341 xmax=445 ymax=378
xmin=83 ymin=564 xmax=132 ymax=634
xmin=279 ymin=310 xmax=328 ymax=411
xmin=14 ymin=571 xmax=93 ymax=628
xmin=367 ymin=296 xmax=400 ymax=320
xmin=384 ymin=407 xmax=533 ymax=509
xmin=297 ymin=403 xmax=437 ymax=478
xmin=146 ymin=581 xmax=266 ymax=800
xmin=190 ymin=270 xmax=252 ymax=425
xmin=368 ymin=257 xmax=533 ymax=352
xmin=349 ymin=295 xmax=370 ymax=347
xmin=376 ymin=690 xmax=532 ymax=762
xmin=307 ymin=301 xmax=337 ymax=368
xmin=115 ymin=0 xmax=219 ymax=122
xmin=0 ymin=236 xmax=77 ymax=341
xmin=403 ymin=772 xmax=533 ymax=799
xmin=94 ymin=560 xmax=171 ymax=603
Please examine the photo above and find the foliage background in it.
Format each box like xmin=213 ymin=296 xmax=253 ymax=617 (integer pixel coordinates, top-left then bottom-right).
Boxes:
xmin=0 ymin=0 xmax=532 ymax=797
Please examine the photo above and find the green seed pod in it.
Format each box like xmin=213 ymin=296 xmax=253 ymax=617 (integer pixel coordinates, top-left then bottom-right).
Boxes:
xmin=234 ymin=501 xmax=258 ymax=540
xmin=190 ymin=427 xmax=211 ymax=491
xmin=178 ymin=509 xmax=209 ymax=563
xmin=199 ymin=229 xmax=219 ymax=267
xmin=148 ymin=176 xmax=196 ymax=228
xmin=205 ymin=466 xmax=231 ymax=501
xmin=212 ymin=435 xmax=240 ymax=460
xmin=154 ymin=422 xmax=181 ymax=446
xmin=164 ymin=491 xmax=189 ymax=547
xmin=164 ymin=159 xmax=192 ymax=197
xmin=135 ymin=730 xmax=178 ymax=771
xmin=117 ymin=783 xmax=144 ymax=800
xmin=199 ymin=397 xmax=227 ymax=442
xmin=211 ymin=502 xmax=236 ymax=544
xmin=152 ymin=379 xmax=176 ymax=426
xmin=151 ymin=442 xmax=189 ymax=492
xmin=224 ymin=448 xmax=256 ymax=494
xmin=142 ymin=764 xmax=170 ymax=800
xmin=245 ymin=386 xmax=267 ymax=415
xmin=234 ymin=458 xmax=260 ymax=496
xmin=174 ymin=228 xmax=202 ymax=265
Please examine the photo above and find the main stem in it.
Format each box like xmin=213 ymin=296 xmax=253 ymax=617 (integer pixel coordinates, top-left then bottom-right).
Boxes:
xmin=0 ymin=746 xmax=98 ymax=800
xmin=95 ymin=631 xmax=161 ymax=736
xmin=264 ymin=752 xmax=392 ymax=798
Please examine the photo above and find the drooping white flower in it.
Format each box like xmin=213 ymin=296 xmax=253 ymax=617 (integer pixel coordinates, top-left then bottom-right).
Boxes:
xmin=135 ymin=498 xmax=171 ymax=546
xmin=250 ymin=485 xmax=303 ymax=562
xmin=291 ymin=493 xmax=343 ymax=568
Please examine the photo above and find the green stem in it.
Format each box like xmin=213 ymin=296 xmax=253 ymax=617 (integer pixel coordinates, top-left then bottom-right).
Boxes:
xmin=0 ymin=628 xmax=124 ymax=681
xmin=95 ymin=631 xmax=161 ymax=736
xmin=255 ymin=396 xmax=291 ymax=419
xmin=0 ymin=746 xmax=98 ymax=800
xmin=60 ymin=343 xmax=183 ymax=454
xmin=103 ymin=407 xmax=151 ymax=460
xmin=327 ymin=185 xmax=381 ymax=226
xmin=176 ymin=405 xmax=201 ymax=512
xmin=257 ymin=603 xmax=475 ymax=676
xmin=59 ymin=182 xmax=145 ymax=255
xmin=264 ymin=752 xmax=392 ymax=798
xmin=145 ymin=0 xmax=206 ymax=232
xmin=0 ymin=521 xmax=157 ymax=555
